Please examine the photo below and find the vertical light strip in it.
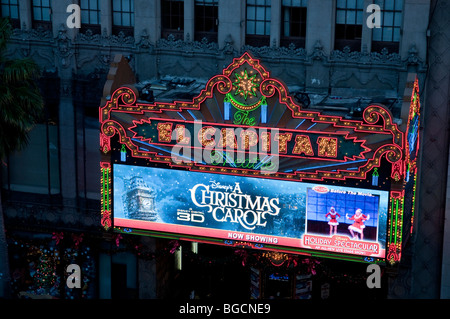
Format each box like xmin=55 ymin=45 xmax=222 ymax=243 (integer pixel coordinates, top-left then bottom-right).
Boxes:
xmin=394 ymin=198 xmax=399 ymax=244
xmin=101 ymin=162 xmax=112 ymax=230
xmin=389 ymin=197 xmax=395 ymax=243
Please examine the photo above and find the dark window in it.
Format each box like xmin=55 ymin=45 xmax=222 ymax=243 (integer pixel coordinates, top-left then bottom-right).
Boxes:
xmin=335 ymin=0 xmax=363 ymax=51
xmin=112 ymin=0 xmax=134 ymax=37
xmin=80 ymin=0 xmax=101 ymax=34
xmin=1 ymin=71 xmax=61 ymax=200
xmin=281 ymin=0 xmax=307 ymax=48
xmin=372 ymin=0 xmax=402 ymax=53
xmin=72 ymin=70 xmax=107 ymax=205
xmin=112 ymin=263 xmax=128 ymax=299
xmin=0 ymin=0 xmax=20 ymax=29
xmin=161 ymin=0 xmax=184 ymax=40
xmin=194 ymin=0 xmax=218 ymax=42
xmin=32 ymin=0 xmax=52 ymax=31
xmin=246 ymin=0 xmax=271 ymax=47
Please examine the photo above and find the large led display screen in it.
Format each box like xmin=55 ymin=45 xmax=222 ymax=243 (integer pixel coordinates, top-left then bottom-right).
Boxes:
xmin=113 ymin=164 xmax=388 ymax=259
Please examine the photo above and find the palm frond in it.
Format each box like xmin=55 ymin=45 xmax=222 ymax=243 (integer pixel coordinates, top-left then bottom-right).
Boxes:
xmin=0 ymin=18 xmax=45 ymax=160
xmin=0 ymin=18 xmax=13 ymax=52
xmin=2 ymin=58 xmax=41 ymax=83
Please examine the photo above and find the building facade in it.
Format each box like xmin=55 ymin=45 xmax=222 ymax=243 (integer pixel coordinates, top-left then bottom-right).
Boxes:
xmin=1 ymin=0 xmax=449 ymax=299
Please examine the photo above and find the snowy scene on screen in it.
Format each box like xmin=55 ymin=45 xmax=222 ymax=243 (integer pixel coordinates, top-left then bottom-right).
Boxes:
xmin=113 ymin=164 xmax=388 ymax=257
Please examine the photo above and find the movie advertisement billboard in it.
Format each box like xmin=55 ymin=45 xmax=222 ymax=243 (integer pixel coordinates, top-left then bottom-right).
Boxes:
xmin=113 ymin=164 xmax=388 ymax=259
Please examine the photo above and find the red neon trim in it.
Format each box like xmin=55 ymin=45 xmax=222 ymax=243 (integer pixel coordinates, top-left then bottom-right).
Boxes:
xmin=100 ymin=162 xmax=111 ymax=169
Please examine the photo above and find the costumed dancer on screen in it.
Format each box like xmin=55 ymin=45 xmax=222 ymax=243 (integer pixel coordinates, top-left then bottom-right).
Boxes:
xmin=346 ymin=208 xmax=370 ymax=240
xmin=325 ymin=207 xmax=340 ymax=236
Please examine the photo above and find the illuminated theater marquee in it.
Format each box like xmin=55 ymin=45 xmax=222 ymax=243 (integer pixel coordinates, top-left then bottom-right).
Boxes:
xmin=129 ymin=117 xmax=368 ymax=165
xmin=99 ymin=53 xmax=420 ymax=265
